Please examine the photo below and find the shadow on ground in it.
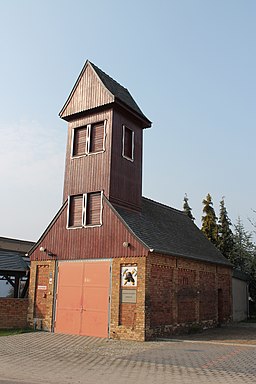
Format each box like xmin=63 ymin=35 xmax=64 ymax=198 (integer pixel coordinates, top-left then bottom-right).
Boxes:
xmin=164 ymin=323 xmax=256 ymax=345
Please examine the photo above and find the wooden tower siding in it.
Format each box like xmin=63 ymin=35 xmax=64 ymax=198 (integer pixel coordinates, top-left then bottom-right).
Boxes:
xmin=30 ymin=199 xmax=148 ymax=262
xmin=63 ymin=109 xmax=113 ymax=202
xmin=62 ymin=61 xmax=147 ymax=211
xmin=63 ymin=107 xmax=143 ymax=210
xmin=109 ymin=108 xmax=143 ymax=211
xmin=60 ymin=63 xmax=114 ymax=119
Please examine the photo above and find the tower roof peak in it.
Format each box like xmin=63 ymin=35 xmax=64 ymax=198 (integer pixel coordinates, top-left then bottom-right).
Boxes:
xmin=59 ymin=60 xmax=151 ymax=128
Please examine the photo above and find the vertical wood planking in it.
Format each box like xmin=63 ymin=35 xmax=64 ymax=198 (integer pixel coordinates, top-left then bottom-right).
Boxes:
xmin=30 ymin=199 xmax=148 ymax=262
xmin=63 ymin=109 xmax=113 ymax=202
xmin=61 ymin=64 xmax=114 ymax=118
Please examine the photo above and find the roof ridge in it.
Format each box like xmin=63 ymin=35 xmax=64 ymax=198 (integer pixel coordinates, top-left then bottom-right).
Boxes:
xmin=89 ymin=61 xmax=151 ymax=125
xmin=103 ymin=196 xmax=150 ymax=250
xmin=142 ymin=196 xmax=186 ymax=215
xmin=0 ymin=236 xmax=34 ymax=244
xmin=89 ymin=61 xmax=129 ymax=94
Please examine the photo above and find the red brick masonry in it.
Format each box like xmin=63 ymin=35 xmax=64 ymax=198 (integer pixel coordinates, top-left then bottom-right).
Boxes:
xmin=0 ymin=298 xmax=28 ymax=329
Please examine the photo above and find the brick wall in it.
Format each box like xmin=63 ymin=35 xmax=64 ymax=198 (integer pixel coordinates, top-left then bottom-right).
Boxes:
xmin=199 ymin=270 xmax=216 ymax=320
xmin=217 ymin=268 xmax=232 ymax=323
xmin=150 ymin=264 xmax=174 ymax=326
xmin=110 ymin=256 xmax=147 ymax=341
xmin=145 ymin=254 xmax=232 ymax=339
xmin=27 ymin=260 xmax=56 ymax=331
xmin=0 ymin=298 xmax=28 ymax=328
xmin=28 ymin=255 xmax=232 ymax=341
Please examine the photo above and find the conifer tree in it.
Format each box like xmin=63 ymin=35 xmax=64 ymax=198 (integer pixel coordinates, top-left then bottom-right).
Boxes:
xmin=201 ymin=193 xmax=218 ymax=246
xmin=231 ymin=217 xmax=256 ymax=307
xmin=218 ymin=198 xmax=234 ymax=259
xmin=183 ymin=194 xmax=195 ymax=221
xmin=230 ymin=217 xmax=255 ymax=272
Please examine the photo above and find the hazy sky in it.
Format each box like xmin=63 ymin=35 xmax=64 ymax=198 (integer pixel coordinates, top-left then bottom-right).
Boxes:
xmin=0 ymin=0 xmax=255 ymax=242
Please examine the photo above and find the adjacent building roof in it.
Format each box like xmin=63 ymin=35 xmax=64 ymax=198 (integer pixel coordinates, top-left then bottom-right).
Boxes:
xmin=233 ymin=269 xmax=249 ymax=281
xmin=0 ymin=236 xmax=34 ymax=254
xmin=115 ymin=197 xmax=232 ymax=266
xmin=0 ymin=250 xmax=30 ymax=273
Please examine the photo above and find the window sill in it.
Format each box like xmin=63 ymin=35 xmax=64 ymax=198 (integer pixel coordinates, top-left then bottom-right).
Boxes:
xmin=122 ymin=155 xmax=134 ymax=162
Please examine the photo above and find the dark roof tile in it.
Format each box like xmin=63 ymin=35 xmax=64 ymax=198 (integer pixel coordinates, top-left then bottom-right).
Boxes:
xmin=0 ymin=250 xmax=29 ymax=272
xmin=116 ymin=197 xmax=232 ymax=266
xmin=89 ymin=61 xmax=151 ymax=125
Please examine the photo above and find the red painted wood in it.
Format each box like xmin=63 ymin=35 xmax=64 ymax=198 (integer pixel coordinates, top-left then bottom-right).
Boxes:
xmin=63 ymin=109 xmax=112 ymax=203
xmin=30 ymin=198 xmax=147 ymax=262
xmin=110 ymin=108 xmax=143 ymax=211
xmin=89 ymin=122 xmax=104 ymax=153
xmin=68 ymin=195 xmax=83 ymax=227
xmin=55 ymin=262 xmax=83 ymax=335
xmin=55 ymin=260 xmax=110 ymax=337
xmin=60 ymin=63 xmax=114 ymax=119
xmin=73 ymin=126 xmax=87 ymax=156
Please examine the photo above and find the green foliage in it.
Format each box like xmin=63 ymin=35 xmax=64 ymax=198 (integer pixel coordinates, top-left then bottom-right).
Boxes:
xmin=201 ymin=193 xmax=218 ymax=246
xmin=0 ymin=328 xmax=33 ymax=337
xmin=230 ymin=217 xmax=256 ymax=305
xmin=248 ymin=209 xmax=256 ymax=236
xmin=230 ymin=217 xmax=256 ymax=273
xmin=198 ymin=192 xmax=256 ymax=307
xmin=183 ymin=194 xmax=195 ymax=221
xmin=218 ymin=198 xmax=234 ymax=259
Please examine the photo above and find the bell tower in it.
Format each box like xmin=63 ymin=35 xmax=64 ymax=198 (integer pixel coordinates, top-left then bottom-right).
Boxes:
xmin=59 ymin=61 xmax=151 ymax=215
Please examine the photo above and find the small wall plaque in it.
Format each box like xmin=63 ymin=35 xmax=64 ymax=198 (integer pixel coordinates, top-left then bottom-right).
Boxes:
xmin=37 ymin=285 xmax=47 ymax=291
xmin=121 ymin=289 xmax=137 ymax=303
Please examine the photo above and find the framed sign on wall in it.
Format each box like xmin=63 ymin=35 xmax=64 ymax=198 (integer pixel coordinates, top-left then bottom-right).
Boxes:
xmin=121 ymin=266 xmax=137 ymax=287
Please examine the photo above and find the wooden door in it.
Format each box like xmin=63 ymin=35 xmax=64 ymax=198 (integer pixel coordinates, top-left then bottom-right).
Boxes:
xmin=54 ymin=260 xmax=111 ymax=337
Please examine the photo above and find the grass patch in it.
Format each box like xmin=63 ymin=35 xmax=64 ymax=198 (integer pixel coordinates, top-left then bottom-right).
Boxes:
xmin=243 ymin=318 xmax=256 ymax=323
xmin=0 ymin=328 xmax=33 ymax=336
xmin=187 ymin=324 xmax=202 ymax=334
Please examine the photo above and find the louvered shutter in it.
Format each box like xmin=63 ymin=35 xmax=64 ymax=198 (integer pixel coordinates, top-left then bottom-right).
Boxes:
xmin=69 ymin=195 xmax=83 ymax=227
xmin=86 ymin=192 xmax=101 ymax=225
xmin=123 ymin=127 xmax=133 ymax=160
xmin=73 ymin=127 xmax=87 ymax=156
xmin=89 ymin=122 xmax=104 ymax=153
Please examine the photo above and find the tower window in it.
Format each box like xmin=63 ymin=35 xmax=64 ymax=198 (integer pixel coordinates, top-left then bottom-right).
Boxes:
xmin=68 ymin=194 xmax=84 ymax=227
xmin=67 ymin=192 xmax=103 ymax=228
xmin=122 ymin=125 xmax=134 ymax=161
xmin=71 ymin=121 xmax=106 ymax=157
xmin=86 ymin=192 xmax=102 ymax=225
xmin=88 ymin=122 xmax=105 ymax=153
xmin=72 ymin=127 xmax=87 ymax=157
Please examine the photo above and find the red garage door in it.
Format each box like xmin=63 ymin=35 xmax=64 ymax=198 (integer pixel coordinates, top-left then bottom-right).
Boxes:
xmin=54 ymin=260 xmax=111 ymax=338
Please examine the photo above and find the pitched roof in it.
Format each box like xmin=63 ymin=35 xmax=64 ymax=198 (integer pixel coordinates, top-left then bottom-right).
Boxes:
xmin=59 ymin=60 xmax=151 ymax=127
xmin=89 ymin=62 xmax=150 ymax=123
xmin=115 ymin=197 xmax=232 ymax=266
xmin=233 ymin=269 xmax=249 ymax=281
xmin=0 ymin=236 xmax=34 ymax=253
xmin=0 ymin=250 xmax=30 ymax=273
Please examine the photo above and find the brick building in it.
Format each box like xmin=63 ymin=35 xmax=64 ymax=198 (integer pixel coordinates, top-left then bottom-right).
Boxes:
xmin=28 ymin=61 xmax=232 ymax=341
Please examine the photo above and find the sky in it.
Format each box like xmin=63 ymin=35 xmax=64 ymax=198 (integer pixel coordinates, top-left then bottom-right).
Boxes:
xmin=0 ymin=0 xmax=255 ymax=242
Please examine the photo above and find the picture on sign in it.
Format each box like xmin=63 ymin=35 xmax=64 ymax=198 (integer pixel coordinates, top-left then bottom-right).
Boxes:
xmin=121 ymin=266 xmax=137 ymax=287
